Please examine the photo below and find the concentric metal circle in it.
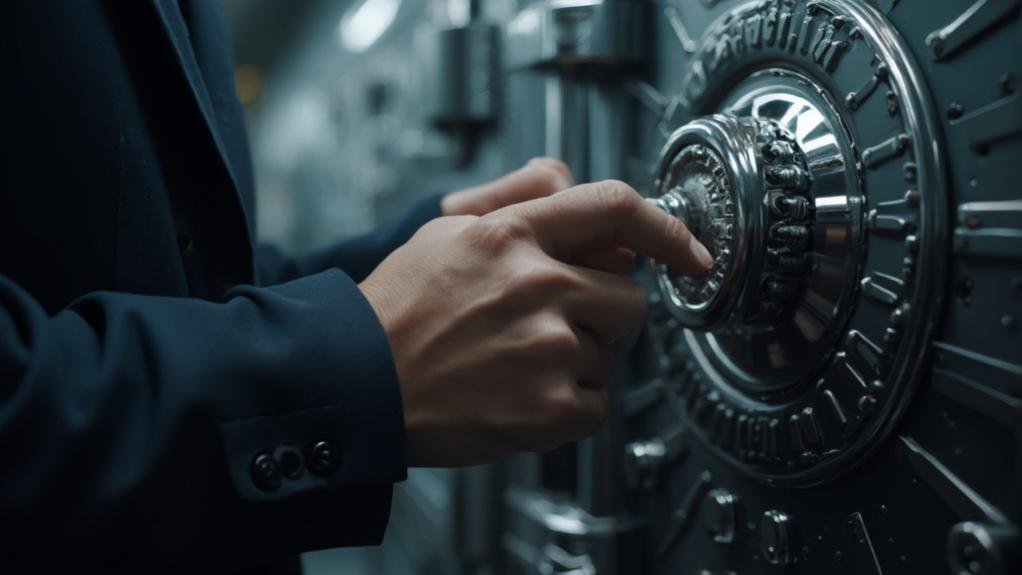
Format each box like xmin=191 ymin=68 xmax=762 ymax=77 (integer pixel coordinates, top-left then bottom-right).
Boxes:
xmin=647 ymin=0 xmax=948 ymax=486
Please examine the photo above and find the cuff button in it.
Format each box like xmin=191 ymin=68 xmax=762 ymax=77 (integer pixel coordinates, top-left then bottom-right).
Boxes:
xmin=307 ymin=440 xmax=340 ymax=476
xmin=250 ymin=452 xmax=282 ymax=491
xmin=275 ymin=445 xmax=304 ymax=480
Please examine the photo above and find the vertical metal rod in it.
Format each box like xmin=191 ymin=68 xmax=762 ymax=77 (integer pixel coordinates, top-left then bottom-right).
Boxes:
xmin=545 ymin=75 xmax=590 ymax=179
xmin=576 ymin=83 xmax=630 ymax=517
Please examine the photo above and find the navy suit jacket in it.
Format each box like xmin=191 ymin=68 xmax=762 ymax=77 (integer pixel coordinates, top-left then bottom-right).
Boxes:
xmin=0 ymin=1 xmax=439 ymax=571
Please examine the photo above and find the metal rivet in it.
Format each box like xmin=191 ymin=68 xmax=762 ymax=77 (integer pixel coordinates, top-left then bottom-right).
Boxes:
xmin=947 ymin=102 xmax=965 ymax=120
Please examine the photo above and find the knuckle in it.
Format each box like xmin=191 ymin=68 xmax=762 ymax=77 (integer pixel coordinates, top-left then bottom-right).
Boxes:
xmin=581 ymin=360 xmax=615 ymax=391
xmin=412 ymin=217 xmax=442 ymax=238
xmin=519 ymin=321 xmax=580 ymax=366
xmin=528 ymin=157 xmax=571 ymax=180
xmin=503 ymin=263 xmax=577 ymax=300
xmin=420 ymin=215 xmax=471 ymax=236
xmin=593 ymin=180 xmax=641 ymax=218
xmin=541 ymin=386 xmax=581 ymax=426
xmin=627 ymin=281 xmax=648 ymax=313
xmin=410 ymin=216 xmax=471 ymax=246
xmin=463 ymin=215 xmax=530 ymax=252
xmin=533 ymin=166 xmax=567 ymax=193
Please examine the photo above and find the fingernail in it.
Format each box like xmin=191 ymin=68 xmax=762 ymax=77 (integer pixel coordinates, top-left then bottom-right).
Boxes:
xmin=693 ymin=238 xmax=713 ymax=270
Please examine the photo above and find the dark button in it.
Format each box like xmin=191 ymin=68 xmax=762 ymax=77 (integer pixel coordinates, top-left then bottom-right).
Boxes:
xmin=275 ymin=445 xmax=304 ymax=480
xmin=250 ymin=452 xmax=281 ymax=491
xmin=307 ymin=440 xmax=340 ymax=476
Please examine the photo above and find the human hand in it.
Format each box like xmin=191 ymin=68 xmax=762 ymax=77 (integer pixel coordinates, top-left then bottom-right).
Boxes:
xmin=441 ymin=157 xmax=573 ymax=216
xmin=360 ymin=180 xmax=712 ymax=467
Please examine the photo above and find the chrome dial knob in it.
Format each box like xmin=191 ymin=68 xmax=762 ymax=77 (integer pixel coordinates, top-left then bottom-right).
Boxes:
xmin=648 ymin=71 xmax=868 ymax=399
xmin=649 ymin=113 xmax=814 ymax=331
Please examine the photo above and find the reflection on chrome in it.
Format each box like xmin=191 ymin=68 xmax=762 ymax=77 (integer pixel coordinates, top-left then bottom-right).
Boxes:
xmin=658 ymin=67 xmax=867 ymax=393
xmin=815 ymin=195 xmax=850 ymax=209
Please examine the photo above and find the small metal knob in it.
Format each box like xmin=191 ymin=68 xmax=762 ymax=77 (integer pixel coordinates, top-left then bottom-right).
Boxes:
xmin=947 ymin=521 xmax=1020 ymax=575
xmin=648 ymin=113 xmax=815 ymax=331
xmin=622 ymin=439 xmax=667 ymax=490
xmin=761 ymin=509 xmax=795 ymax=565
xmin=704 ymin=488 xmax=739 ymax=544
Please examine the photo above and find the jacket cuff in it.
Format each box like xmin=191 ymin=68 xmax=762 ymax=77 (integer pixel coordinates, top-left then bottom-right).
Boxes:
xmin=218 ymin=269 xmax=407 ymax=503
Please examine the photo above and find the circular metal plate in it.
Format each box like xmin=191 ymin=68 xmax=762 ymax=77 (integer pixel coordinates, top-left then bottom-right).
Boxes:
xmin=647 ymin=0 xmax=948 ymax=487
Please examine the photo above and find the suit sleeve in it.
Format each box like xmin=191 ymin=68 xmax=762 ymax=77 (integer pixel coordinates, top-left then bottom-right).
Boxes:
xmin=0 ymin=269 xmax=406 ymax=571
xmin=256 ymin=193 xmax=444 ymax=286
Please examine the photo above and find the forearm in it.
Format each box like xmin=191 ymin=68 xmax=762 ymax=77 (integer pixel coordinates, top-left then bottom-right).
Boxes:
xmin=0 ymin=270 xmax=405 ymax=570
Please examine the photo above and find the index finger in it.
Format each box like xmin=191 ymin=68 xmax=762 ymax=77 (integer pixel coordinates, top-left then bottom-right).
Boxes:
xmin=508 ymin=180 xmax=713 ymax=275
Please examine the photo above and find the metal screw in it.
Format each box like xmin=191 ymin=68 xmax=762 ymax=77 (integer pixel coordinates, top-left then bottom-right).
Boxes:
xmin=1002 ymin=315 xmax=1016 ymax=332
xmin=947 ymin=102 xmax=965 ymax=120
xmin=904 ymin=189 xmax=920 ymax=207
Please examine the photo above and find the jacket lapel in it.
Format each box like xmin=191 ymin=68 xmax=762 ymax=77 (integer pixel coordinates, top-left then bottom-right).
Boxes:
xmin=146 ymin=0 xmax=255 ymax=285
xmin=149 ymin=0 xmax=240 ymax=192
